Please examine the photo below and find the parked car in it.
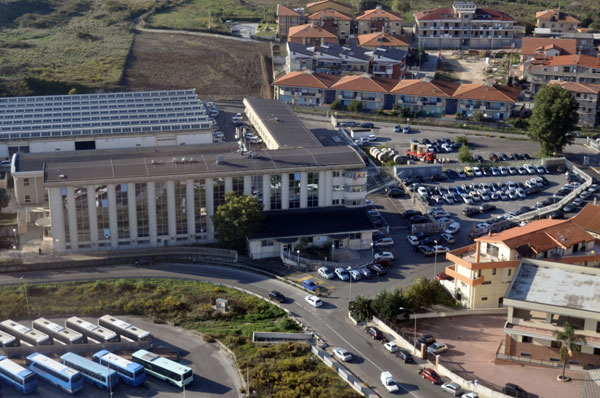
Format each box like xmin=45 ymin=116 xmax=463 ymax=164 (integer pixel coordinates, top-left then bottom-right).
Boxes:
xmin=360 ymin=122 xmax=375 ymax=129
xmin=268 ymin=290 xmax=286 ymax=303
xmin=418 ymin=367 xmax=442 ymax=384
xmin=402 ymin=125 xmax=410 ymax=133
xmin=374 ymin=251 xmax=394 ymax=261
xmin=444 ymin=222 xmax=460 ymax=235
xmin=461 ymin=393 xmax=479 ymax=398
xmin=365 ymin=326 xmax=383 ymax=340
xmin=317 ymin=267 xmax=335 ymax=280
xmin=415 ymin=335 xmax=436 ymax=347
xmin=384 ymin=342 xmax=399 ymax=353
xmin=427 ymin=342 xmax=449 ymax=354
xmin=305 ymin=295 xmax=322 ymax=307
xmin=503 ymin=383 xmax=528 ymax=398
xmin=349 ymin=269 xmax=362 ymax=281
xmin=432 ymin=245 xmax=450 ymax=254
xmin=359 ymin=266 xmax=373 ymax=279
xmin=397 ymin=350 xmax=414 ymax=363
xmin=387 ymin=187 xmax=404 ymax=197
xmin=302 ymin=279 xmax=319 ymax=292
xmin=368 ymin=263 xmax=388 ymax=276
xmin=441 ymin=382 xmax=462 ymax=396
xmin=334 ymin=267 xmax=350 ymax=281
xmin=462 ymin=206 xmax=479 ymax=217
xmin=479 ymin=203 xmax=496 ymax=213
xmin=440 ymin=233 xmax=455 ymax=244
xmin=332 ymin=347 xmax=353 ymax=362
xmin=375 ymin=237 xmax=395 ymax=247
xmin=134 ymin=257 xmax=153 ymax=266
xmin=393 ymin=124 xmax=402 ymax=133
xmin=418 ymin=245 xmax=433 ymax=256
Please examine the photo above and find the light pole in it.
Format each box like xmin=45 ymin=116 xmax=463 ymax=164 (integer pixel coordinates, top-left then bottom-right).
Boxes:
xmin=20 ymin=276 xmax=31 ymax=319
xmin=536 ymin=201 xmax=540 ymax=220
xmin=347 ymin=265 xmax=353 ymax=303
xmin=296 ymin=249 xmax=300 ymax=268
xmin=433 ymin=239 xmax=438 ymax=280
xmin=12 ymin=228 xmax=17 ymax=248
xmin=331 ymin=243 xmax=335 ymax=262
xmin=370 ymin=242 xmax=374 ymax=262
xmin=399 ymin=307 xmax=417 ymax=353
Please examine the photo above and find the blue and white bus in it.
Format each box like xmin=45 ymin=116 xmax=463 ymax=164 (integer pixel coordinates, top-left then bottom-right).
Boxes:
xmin=0 ymin=355 xmax=37 ymax=394
xmin=132 ymin=349 xmax=193 ymax=388
xmin=60 ymin=352 xmax=119 ymax=391
xmin=93 ymin=350 xmax=146 ymax=387
xmin=26 ymin=353 xmax=83 ymax=394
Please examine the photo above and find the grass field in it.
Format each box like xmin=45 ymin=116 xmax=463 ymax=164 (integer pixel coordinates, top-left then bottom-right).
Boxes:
xmin=0 ymin=279 xmax=361 ymax=398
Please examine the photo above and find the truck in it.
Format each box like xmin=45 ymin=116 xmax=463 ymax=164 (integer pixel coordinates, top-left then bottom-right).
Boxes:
xmin=406 ymin=143 xmax=436 ymax=163
xmin=349 ymin=128 xmax=374 ymax=140
xmin=380 ymin=371 xmax=399 ymax=393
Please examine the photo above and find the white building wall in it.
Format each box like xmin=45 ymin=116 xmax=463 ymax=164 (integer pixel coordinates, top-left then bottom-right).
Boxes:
xmin=0 ymin=145 xmax=8 ymax=159
xmin=95 ymin=136 xmax=156 ymax=149
xmin=30 ymin=140 xmax=75 ymax=153
xmin=48 ymin=187 xmax=66 ymax=253
xmin=176 ymin=133 xmax=212 ymax=145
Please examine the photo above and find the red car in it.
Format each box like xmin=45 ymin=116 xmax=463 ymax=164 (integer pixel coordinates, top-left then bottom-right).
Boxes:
xmin=375 ymin=258 xmax=393 ymax=267
xmin=435 ymin=272 xmax=453 ymax=281
xmin=418 ymin=368 xmax=442 ymax=384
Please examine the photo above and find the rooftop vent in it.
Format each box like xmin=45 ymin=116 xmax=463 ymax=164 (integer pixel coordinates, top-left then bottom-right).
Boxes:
xmin=216 ymin=155 xmax=225 ymax=164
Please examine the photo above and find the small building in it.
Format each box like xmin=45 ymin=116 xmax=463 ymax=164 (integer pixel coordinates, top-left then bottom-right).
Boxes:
xmin=391 ymin=79 xmax=457 ymax=116
xmin=330 ymin=74 xmax=397 ymax=110
xmin=370 ymin=47 xmax=408 ymax=79
xmin=358 ymin=32 xmax=410 ymax=51
xmin=535 ymin=9 xmax=579 ymax=36
xmin=548 ymin=81 xmax=600 ymax=127
xmin=453 ymin=83 xmax=521 ymax=120
xmin=272 ymin=70 xmax=339 ymax=106
xmin=356 ymin=6 xmax=404 ymax=36
xmin=307 ymin=9 xmax=353 ymax=42
xmin=288 ymin=23 xmax=338 ymax=47
xmin=519 ymin=38 xmax=577 ymax=79
xmin=526 ymin=54 xmax=600 ymax=93
xmin=277 ymin=4 xmax=303 ymax=37
xmin=502 ymin=258 xmax=600 ymax=369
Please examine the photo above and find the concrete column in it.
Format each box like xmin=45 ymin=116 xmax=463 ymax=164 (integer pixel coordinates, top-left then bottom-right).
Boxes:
xmin=318 ymin=171 xmax=326 ymax=207
xmin=66 ymin=187 xmax=78 ymax=250
xmin=324 ymin=170 xmax=333 ymax=206
xmin=205 ymin=178 xmax=214 ymax=241
xmin=281 ymin=173 xmax=289 ymax=210
xmin=49 ymin=187 xmax=66 ymax=253
xmin=186 ymin=179 xmax=195 ymax=240
xmin=262 ymin=174 xmax=271 ymax=210
xmin=243 ymin=176 xmax=252 ymax=196
xmin=107 ymin=184 xmax=118 ymax=248
xmin=87 ymin=185 xmax=98 ymax=248
xmin=127 ymin=183 xmax=138 ymax=243
xmin=147 ymin=182 xmax=157 ymax=246
xmin=300 ymin=172 xmax=308 ymax=208
xmin=225 ymin=176 xmax=233 ymax=193
xmin=166 ymin=180 xmax=176 ymax=241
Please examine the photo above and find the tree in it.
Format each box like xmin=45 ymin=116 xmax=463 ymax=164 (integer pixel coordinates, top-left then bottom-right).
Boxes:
xmin=349 ymin=295 xmax=373 ymax=322
xmin=347 ymin=100 xmax=362 ymax=113
xmin=527 ymin=84 xmax=578 ymax=156
xmin=553 ymin=322 xmax=585 ymax=380
xmin=472 ymin=112 xmax=484 ymax=122
xmin=457 ymin=143 xmax=473 ymax=163
xmin=68 ymin=88 xmax=77 ymax=95
xmin=370 ymin=288 xmax=405 ymax=321
xmin=330 ymin=99 xmax=343 ymax=110
xmin=416 ymin=46 xmax=427 ymax=66
xmin=212 ymin=192 xmax=264 ymax=252
xmin=403 ymin=277 xmax=455 ymax=311
xmin=0 ymin=188 xmax=9 ymax=214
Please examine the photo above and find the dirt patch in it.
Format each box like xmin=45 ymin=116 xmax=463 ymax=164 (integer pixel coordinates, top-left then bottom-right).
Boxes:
xmin=123 ymin=31 xmax=272 ymax=100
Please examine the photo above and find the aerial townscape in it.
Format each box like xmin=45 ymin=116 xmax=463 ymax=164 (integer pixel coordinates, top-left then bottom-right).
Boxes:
xmin=1 ymin=0 xmax=600 ymax=397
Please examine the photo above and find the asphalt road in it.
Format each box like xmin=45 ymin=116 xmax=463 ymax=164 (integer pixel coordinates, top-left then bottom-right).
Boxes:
xmin=1 ymin=264 xmax=451 ymax=398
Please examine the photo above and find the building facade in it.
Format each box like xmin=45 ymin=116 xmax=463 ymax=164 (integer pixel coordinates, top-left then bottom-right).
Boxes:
xmin=526 ymin=54 xmax=600 ymax=93
xmin=356 ymin=6 xmax=404 ymax=36
xmin=288 ymin=23 xmax=338 ymax=47
xmin=330 ymin=74 xmax=397 ymax=110
xmin=277 ymin=4 xmax=303 ymax=37
xmin=273 ymin=71 xmax=338 ymax=106
xmin=549 ymin=81 xmax=600 ymax=127
xmin=307 ymin=9 xmax=353 ymax=41
xmin=535 ymin=9 xmax=579 ymax=36
xmin=414 ymin=1 xmax=515 ymax=49
xmin=453 ymin=83 xmax=520 ymax=120
xmin=391 ymin=79 xmax=457 ymax=116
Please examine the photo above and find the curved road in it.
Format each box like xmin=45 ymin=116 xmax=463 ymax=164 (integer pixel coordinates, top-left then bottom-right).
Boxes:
xmin=1 ymin=263 xmax=449 ymax=398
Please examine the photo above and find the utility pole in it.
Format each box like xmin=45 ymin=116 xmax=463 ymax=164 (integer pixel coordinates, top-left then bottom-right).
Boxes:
xmin=208 ymin=11 xmax=211 ymax=30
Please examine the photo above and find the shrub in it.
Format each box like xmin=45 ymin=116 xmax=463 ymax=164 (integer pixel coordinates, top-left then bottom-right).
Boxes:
xmin=330 ymin=99 xmax=343 ymax=110
xmin=347 ymin=100 xmax=362 ymax=113
xmin=455 ymin=135 xmax=468 ymax=146
xmin=472 ymin=112 xmax=485 ymax=122
xmin=458 ymin=144 xmax=473 ymax=163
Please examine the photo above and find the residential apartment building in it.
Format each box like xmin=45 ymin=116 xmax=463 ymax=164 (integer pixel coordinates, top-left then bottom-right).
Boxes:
xmin=306 ymin=0 xmax=352 ymax=16
xmin=391 ymin=79 xmax=457 ymax=116
xmin=272 ymin=70 xmax=338 ymax=105
xmin=371 ymin=47 xmax=408 ymax=79
xmin=414 ymin=1 xmax=515 ymax=49
xmin=285 ymin=42 xmax=378 ymax=76
xmin=356 ymin=6 xmax=404 ymax=36
xmin=444 ymin=218 xmax=600 ymax=309
xmin=15 ymin=98 xmax=370 ymax=255
xmin=330 ymin=74 xmax=397 ymax=110
xmin=357 ymin=32 xmax=409 ymax=51
xmin=519 ymin=38 xmax=577 ymax=79
xmin=307 ymin=9 xmax=353 ymax=41
xmin=526 ymin=54 xmax=600 ymax=93
xmin=277 ymin=5 xmax=303 ymax=37
xmin=453 ymin=83 xmax=520 ymax=120
xmin=549 ymin=81 xmax=600 ymax=127
xmin=534 ymin=9 xmax=579 ymax=36
xmin=288 ymin=23 xmax=338 ymax=47
xmin=502 ymin=259 xmax=600 ymax=368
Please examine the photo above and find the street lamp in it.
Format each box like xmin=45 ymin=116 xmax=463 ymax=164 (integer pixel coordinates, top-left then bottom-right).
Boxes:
xmin=296 ymin=249 xmax=300 ymax=268
xmin=12 ymin=228 xmax=17 ymax=248
xmin=399 ymin=307 xmax=417 ymax=354
xmin=20 ymin=276 xmax=31 ymax=319
xmin=433 ymin=239 xmax=438 ymax=280
xmin=370 ymin=242 xmax=374 ymax=262
xmin=331 ymin=243 xmax=335 ymax=262
xmin=347 ymin=265 xmax=353 ymax=303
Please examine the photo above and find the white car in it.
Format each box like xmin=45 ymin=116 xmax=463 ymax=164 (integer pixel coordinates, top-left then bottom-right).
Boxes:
xmin=461 ymin=393 xmax=479 ymax=398
xmin=490 ymin=167 xmax=500 ymax=176
xmin=407 ymin=235 xmax=420 ymax=246
xmin=461 ymin=194 xmax=473 ymax=204
xmin=472 ymin=166 xmax=482 ymax=176
xmin=349 ymin=269 xmax=362 ymax=281
xmin=334 ymin=267 xmax=350 ymax=281
xmin=427 ymin=342 xmax=449 ymax=354
xmin=384 ymin=341 xmax=399 ymax=353
xmin=523 ymin=164 xmax=535 ymax=174
xmin=374 ymin=251 xmax=394 ymax=261
xmin=305 ymin=295 xmax=322 ymax=307
xmin=417 ymin=187 xmax=428 ymax=197
xmin=380 ymin=371 xmax=399 ymax=393
xmin=444 ymin=222 xmax=460 ymax=235
xmin=441 ymin=382 xmax=462 ymax=396
xmin=375 ymin=237 xmax=394 ymax=247
xmin=499 ymin=166 xmax=508 ymax=175
xmin=317 ymin=267 xmax=335 ymax=280
xmin=332 ymin=347 xmax=353 ymax=362
xmin=432 ymin=245 xmax=450 ymax=254
xmin=440 ymin=233 xmax=455 ymax=244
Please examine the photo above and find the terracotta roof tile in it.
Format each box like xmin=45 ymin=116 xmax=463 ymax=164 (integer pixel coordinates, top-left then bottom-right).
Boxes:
xmin=277 ymin=4 xmax=301 ymax=17
xmin=306 ymin=0 xmax=352 ymax=11
xmin=570 ymin=203 xmax=600 ymax=235
xmin=549 ymin=81 xmax=600 ymax=94
xmin=288 ymin=24 xmax=338 ymax=39
xmin=308 ymin=9 xmax=353 ymax=20
xmin=536 ymin=54 xmax=600 ymax=69
xmin=452 ymin=83 xmax=520 ymax=102
xmin=391 ymin=79 xmax=453 ymax=97
xmin=356 ymin=8 xmax=403 ymax=21
xmin=330 ymin=74 xmax=398 ymax=93
xmin=272 ymin=71 xmax=340 ymax=89
xmin=477 ymin=219 xmax=565 ymax=244
xmin=536 ymin=9 xmax=580 ymax=23
xmin=521 ymin=38 xmax=576 ymax=56
xmin=358 ymin=32 xmax=409 ymax=48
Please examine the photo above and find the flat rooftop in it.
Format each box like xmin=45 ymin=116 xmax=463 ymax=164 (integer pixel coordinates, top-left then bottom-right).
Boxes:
xmin=505 ymin=260 xmax=600 ymax=313
xmin=244 ymin=98 xmax=323 ymax=149
xmin=38 ymin=143 xmax=364 ymax=185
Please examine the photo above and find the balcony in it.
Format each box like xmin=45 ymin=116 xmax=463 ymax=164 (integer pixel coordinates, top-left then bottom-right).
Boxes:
xmin=445 ymin=264 xmax=484 ymax=286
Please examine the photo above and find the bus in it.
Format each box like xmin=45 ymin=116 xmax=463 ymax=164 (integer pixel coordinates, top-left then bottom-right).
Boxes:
xmin=0 ymin=320 xmax=51 ymax=346
xmin=0 ymin=355 xmax=37 ymax=394
xmin=33 ymin=318 xmax=84 ymax=345
xmin=60 ymin=352 xmax=119 ymax=391
xmin=93 ymin=350 xmax=146 ymax=387
xmin=65 ymin=317 xmax=118 ymax=343
xmin=0 ymin=330 xmax=18 ymax=347
xmin=98 ymin=315 xmax=152 ymax=342
xmin=131 ymin=349 xmax=193 ymax=388
xmin=26 ymin=353 xmax=83 ymax=394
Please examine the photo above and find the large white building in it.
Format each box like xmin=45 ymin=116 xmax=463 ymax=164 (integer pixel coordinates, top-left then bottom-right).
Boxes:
xmin=0 ymin=89 xmax=213 ymax=159
xmin=14 ymin=98 xmax=372 ymax=256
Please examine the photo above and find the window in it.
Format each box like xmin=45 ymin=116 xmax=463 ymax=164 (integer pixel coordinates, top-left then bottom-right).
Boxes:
xmin=289 ymin=173 xmax=301 ymax=208
xmin=522 ymin=336 xmax=532 ymax=343
xmin=24 ymin=195 xmax=31 ymax=203
xmin=508 ymin=269 xmax=512 ymax=276
xmin=23 ymin=178 xmax=30 ymax=186
xmin=270 ymin=175 xmax=282 ymax=210
xmin=333 ymin=171 xmax=341 ymax=177
xmin=481 ymin=297 xmax=488 ymax=301
xmin=307 ymin=172 xmax=319 ymax=208
xmin=135 ymin=183 xmax=149 ymax=238
xmin=261 ymin=240 xmax=274 ymax=247
xmin=174 ymin=181 xmax=187 ymax=236
xmin=492 ymin=268 xmax=496 ymax=275
xmin=482 ymin=281 xmax=491 ymax=285
xmin=551 ymin=341 xmax=561 ymax=348
xmin=349 ymin=233 xmax=361 ymax=239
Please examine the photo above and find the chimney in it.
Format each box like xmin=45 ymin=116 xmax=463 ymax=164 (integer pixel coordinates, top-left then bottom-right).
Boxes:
xmin=475 ymin=241 xmax=481 ymax=263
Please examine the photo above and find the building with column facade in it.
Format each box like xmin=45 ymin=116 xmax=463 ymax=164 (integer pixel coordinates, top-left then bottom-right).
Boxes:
xmin=16 ymin=98 xmax=370 ymax=255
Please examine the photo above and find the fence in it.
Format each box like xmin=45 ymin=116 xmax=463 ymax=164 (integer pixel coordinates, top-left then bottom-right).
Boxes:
xmin=281 ymin=251 xmax=371 ymax=272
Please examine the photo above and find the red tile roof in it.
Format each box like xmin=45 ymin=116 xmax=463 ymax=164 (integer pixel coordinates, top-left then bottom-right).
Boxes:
xmin=415 ymin=7 xmax=513 ymax=22
xmin=306 ymin=0 xmax=352 ymax=11
xmin=330 ymin=74 xmax=398 ymax=93
xmin=570 ymin=203 xmax=600 ymax=235
xmin=548 ymin=81 xmax=600 ymax=94
xmin=534 ymin=54 xmax=600 ymax=70
xmin=520 ymin=38 xmax=576 ymax=56
xmin=272 ymin=71 xmax=340 ymax=89
xmin=356 ymin=8 xmax=403 ymax=22
xmin=536 ymin=9 xmax=580 ymax=23
xmin=391 ymin=79 xmax=454 ymax=97
xmin=277 ymin=4 xmax=301 ymax=17
xmin=358 ymin=32 xmax=409 ymax=48
xmin=452 ymin=83 xmax=521 ymax=103
xmin=288 ymin=24 xmax=338 ymax=39
xmin=307 ymin=9 xmax=353 ymax=20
